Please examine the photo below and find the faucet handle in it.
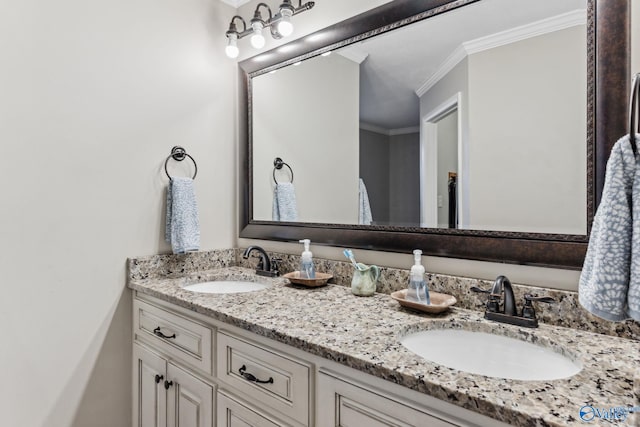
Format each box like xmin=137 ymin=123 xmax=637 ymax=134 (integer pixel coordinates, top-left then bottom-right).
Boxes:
xmin=254 ymin=256 xmax=265 ymax=270
xmin=522 ymin=294 xmax=555 ymax=319
xmin=471 ymin=286 xmax=500 ymax=313
xmin=270 ymin=257 xmax=282 ymax=276
xmin=524 ymin=294 xmax=555 ymax=303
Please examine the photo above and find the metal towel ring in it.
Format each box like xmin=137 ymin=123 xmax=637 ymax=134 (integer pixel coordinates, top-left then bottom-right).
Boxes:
xmin=273 ymin=157 xmax=294 ymax=184
xmin=629 ymin=73 xmax=640 ymax=157
xmin=164 ymin=146 xmax=198 ymax=179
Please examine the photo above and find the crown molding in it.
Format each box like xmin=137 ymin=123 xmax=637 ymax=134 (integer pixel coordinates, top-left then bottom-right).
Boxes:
xmin=415 ymin=44 xmax=466 ymax=97
xmin=360 ymin=122 xmax=420 ymax=136
xmin=389 ymin=126 xmax=420 ymax=136
xmin=463 ymin=9 xmax=587 ymax=55
xmin=415 ymin=9 xmax=587 ymax=97
xmin=338 ymin=49 xmax=369 ymax=64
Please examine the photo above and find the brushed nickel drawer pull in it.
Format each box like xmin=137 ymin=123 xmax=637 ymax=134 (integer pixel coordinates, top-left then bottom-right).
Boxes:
xmin=238 ymin=365 xmax=274 ymax=384
xmin=153 ymin=327 xmax=176 ymax=339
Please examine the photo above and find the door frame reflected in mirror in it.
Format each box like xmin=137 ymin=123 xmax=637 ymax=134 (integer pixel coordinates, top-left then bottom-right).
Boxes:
xmin=421 ymin=92 xmax=462 ymax=229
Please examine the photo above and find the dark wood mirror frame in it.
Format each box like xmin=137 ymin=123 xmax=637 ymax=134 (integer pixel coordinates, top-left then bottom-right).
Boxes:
xmin=239 ymin=0 xmax=630 ymax=269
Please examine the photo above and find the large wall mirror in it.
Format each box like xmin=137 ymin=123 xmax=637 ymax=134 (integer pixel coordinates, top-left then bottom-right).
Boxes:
xmin=239 ymin=0 xmax=630 ymax=269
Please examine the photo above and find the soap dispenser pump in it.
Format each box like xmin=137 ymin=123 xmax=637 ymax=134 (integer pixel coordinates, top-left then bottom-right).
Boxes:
xmin=298 ymin=239 xmax=316 ymax=279
xmin=406 ymin=249 xmax=430 ymax=304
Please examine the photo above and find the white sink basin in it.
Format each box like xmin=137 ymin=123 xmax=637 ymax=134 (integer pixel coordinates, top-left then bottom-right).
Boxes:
xmin=182 ymin=281 xmax=268 ymax=294
xmin=400 ymin=329 xmax=581 ymax=381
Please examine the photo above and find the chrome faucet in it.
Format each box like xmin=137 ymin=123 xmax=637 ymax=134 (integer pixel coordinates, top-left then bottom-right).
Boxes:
xmin=471 ymin=275 xmax=554 ymax=328
xmin=242 ymin=246 xmax=279 ymax=277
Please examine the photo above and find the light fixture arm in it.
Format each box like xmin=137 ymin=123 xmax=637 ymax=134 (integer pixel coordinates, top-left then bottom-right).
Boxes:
xmin=226 ymin=15 xmax=248 ymax=37
xmin=293 ymin=0 xmax=316 ymax=15
xmin=293 ymin=0 xmax=315 ymax=15
xmin=253 ymin=3 xmax=273 ymax=24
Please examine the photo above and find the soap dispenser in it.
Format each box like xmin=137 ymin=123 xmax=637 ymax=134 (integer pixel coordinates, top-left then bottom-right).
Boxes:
xmin=406 ymin=249 xmax=430 ymax=304
xmin=298 ymin=239 xmax=316 ymax=279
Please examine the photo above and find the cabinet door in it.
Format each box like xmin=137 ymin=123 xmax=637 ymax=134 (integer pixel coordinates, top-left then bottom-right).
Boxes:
xmin=133 ymin=344 xmax=167 ymax=427
xmin=167 ymin=362 xmax=214 ymax=427
xmin=217 ymin=391 xmax=283 ymax=427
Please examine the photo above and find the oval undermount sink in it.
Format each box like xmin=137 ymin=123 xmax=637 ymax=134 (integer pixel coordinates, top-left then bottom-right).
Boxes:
xmin=182 ymin=281 xmax=268 ymax=294
xmin=400 ymin=328 xmax=581 ymax=381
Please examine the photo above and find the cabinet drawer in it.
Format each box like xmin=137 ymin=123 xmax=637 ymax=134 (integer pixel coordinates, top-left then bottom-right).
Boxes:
xmin=217 ymin=390 xmax=289 ymax=427
xmin=318 ymin=371 xmax=457 ymax=427
xmin=134 ymin=299 xmax=213 ymax=374
xmin=216 ymin=331 xmax=310 ymax=425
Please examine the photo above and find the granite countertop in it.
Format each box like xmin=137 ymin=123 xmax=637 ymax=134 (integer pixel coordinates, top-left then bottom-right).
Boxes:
xmin=128 ymin=267 xmax=640 ymax=427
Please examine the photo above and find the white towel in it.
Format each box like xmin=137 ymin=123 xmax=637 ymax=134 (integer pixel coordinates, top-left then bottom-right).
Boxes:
xmin=579 ymin=136 xmax=637 ymax=321
xmin=165 ymin=177 xmax=200 ymax=254
xmin=272 ymin=182 xmax=298 ymax=222
xmin=359 ymin=178 xmax=372 ymax=225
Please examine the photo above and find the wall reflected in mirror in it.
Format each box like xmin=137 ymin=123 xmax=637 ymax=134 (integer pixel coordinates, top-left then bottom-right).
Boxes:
xmin=252 ymin=0 xmax=587 ymax=235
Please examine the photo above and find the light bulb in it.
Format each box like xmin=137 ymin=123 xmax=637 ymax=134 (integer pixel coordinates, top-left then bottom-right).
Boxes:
xmin=225 ymin=34 xmax=239 ymax=58
xmin=250 ymin=23 xmax=265 ymax=49
xmin=277 ymin=10 xmax=294 ymax=37
xmin=225 ymin=45 xmax=239 ymax=58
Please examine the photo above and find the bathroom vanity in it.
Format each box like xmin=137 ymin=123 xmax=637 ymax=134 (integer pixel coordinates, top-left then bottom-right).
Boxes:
xmin=128 ymin=263 xmax=640 ymax=427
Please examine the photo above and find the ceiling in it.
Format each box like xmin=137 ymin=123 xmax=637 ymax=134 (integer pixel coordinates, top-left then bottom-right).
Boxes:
xmin=219 ymin=0 xmax=251 ymax=7
xmin=338 ymin=0 xmax=587 ymax=131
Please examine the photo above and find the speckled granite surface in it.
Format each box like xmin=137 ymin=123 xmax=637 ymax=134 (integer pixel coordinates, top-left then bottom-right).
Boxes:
xmin=128 ymin=249 xmax=235 ymax=281
xmin=128 ymin=262 xmax=640 ymax=427
xmin=238 ymin=249 xmax=640 ymax=341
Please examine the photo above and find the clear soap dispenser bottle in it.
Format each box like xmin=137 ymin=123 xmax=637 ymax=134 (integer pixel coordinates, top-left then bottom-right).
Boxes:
xmin=298 ymin=239 xmax=316 ymax=279
xmin=406 ymin=249 xmax=430 ymax=304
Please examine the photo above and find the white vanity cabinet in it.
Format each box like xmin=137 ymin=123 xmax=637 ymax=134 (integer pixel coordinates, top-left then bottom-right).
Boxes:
xmin=132 ymin=293 xmax=507 ymax=427
xmin=133 ymin=343 xmax=214 ymax=427
xmin=132 ymin=295 xmax=304 ymax=427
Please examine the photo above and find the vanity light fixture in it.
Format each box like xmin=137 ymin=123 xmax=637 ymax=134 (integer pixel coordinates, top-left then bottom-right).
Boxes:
xmin=225 ymin=1 xmax=315 ymax=58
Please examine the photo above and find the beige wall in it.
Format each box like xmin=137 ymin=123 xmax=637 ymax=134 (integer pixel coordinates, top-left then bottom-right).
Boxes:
xmin=252 ymin=53 xmax=360 ymax=223
xmin=467 ymin=26 xmax=587 ymax=234
xmin=634 ymin=1 xmax=640 ymax=77
xmin=0 ymin=0 xmax=237 ymax=426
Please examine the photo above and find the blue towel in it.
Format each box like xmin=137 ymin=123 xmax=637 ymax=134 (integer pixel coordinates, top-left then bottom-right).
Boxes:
xmin=272 ymin=182 xmax=298 ymax=221
xmin=165 ymin=177 xmax=200 ymax=254
xmin=579 ymin=136 xmax=637 ymax=321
